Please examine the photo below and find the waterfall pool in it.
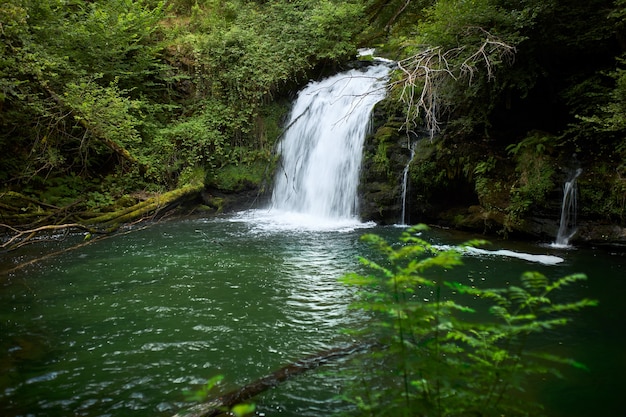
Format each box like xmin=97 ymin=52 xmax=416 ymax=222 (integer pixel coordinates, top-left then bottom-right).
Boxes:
xmin=1 ymin=215 xmax=624 ymax=417
xmin=3 ymin=61 xmax=623 ymax=417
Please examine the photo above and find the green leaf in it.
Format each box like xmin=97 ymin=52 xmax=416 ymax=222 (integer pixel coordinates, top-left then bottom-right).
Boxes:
xmin=339 ymin=272 xmax=379 ymax=286
xmin=231 ymin=403 xmax=256 ymax=417
xmin=541 ymin=298 xmax=599 ymax=313
xmin=527 ymin=352 xmax=590 ymax=372
xmin=520 ymin=271 xmax=549 ymax=292
xmin=545 ymin=273 xmax=588 ymax=293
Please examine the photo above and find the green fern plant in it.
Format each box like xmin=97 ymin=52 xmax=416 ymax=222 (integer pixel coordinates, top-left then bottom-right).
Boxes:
xmin=340 ymin=225 xmax=596 ymax=417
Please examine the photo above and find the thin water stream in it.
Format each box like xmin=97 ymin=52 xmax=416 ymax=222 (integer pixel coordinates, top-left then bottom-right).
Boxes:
xmin=554 ymin=168 xmax=583 ymax=247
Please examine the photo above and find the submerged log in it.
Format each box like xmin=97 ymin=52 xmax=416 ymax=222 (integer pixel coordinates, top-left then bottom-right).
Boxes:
xmin=172 ymin=343 xmax=371 ymax=417
xmin=0 ymin=223 xmax=98 ymax=251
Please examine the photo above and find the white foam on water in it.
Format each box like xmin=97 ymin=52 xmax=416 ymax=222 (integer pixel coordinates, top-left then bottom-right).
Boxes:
xmin=230 ymin=209 xmax=376 ymax=233
xmin=434 ymin=244 xmax=564 ymax=265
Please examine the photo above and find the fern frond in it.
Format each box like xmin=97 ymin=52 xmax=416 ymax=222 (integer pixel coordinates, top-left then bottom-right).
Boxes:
xmin=526 ymin=352 xmax=590 ymax=371
xmin=359 ymin=256 xmax=393 ymax=278
xmin=459 ymin=238 xmax=490 ymax=248
xmin=467 ymin=352 xmax=496 ymax=368
xmin=508 ymin=286 xmax=531 ymax=305
xmin=416 ymin=250 xmax=464 ymax=271
xmin=401 ymin=224 xmax=430 ymax=241
xmin=520 ymin=271 xmax=549 ymax=293
xmin=513 ymin=318 xmax=570 ymax=333
xmin=338 ymin=226 xmax=595 ymax=417
xmin=392 ymin=243 xmax=428 ymax=261
xmin=545 ymin=273 xmax=588 ymax=293
xmin=442 ymin=300 xmax=476 ymax=314
xmin=507 ymin=313 xmax=537 ymax=323
xmin=446 ymin=330 xmax=481 ymax=346
xmin=339 ymin=272 xmax=379 ymax=286
xmin=489 ymin=305 xmax=511 ymax=322
xmin=360 ymin=233 xmax=393 ymax=256
xmin=540 ymin=298 xmax=599 ymax=313
xmin=480 ymin=289 xmax=511 ymax=308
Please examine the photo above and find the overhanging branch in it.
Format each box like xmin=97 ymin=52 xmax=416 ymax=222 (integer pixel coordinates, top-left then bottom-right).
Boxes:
xmin=392 ymin=28 xmax=516 ymax=139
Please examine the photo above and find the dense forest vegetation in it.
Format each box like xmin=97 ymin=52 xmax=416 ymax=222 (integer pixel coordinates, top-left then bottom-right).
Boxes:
xmin=1 ymin=0 xmax=625 ymax=242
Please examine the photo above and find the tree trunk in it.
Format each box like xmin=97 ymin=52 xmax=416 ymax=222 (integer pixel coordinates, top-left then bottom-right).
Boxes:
xmin=84 ymin=183 xmax=204 ymax=226
xmin=172 ymin=343 xmax=371 ymax=417
xmin=42 ymin=85 xmax=147 ymax=171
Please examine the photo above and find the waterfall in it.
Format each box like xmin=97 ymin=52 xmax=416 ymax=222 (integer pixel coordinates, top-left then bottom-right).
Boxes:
xmin=554 ymin=168 xmax=583 ymax=247
xmin=270 ymin=64 xmax=391 ymax=224
xmin=400 ymin=141 xmax=417 ymax=225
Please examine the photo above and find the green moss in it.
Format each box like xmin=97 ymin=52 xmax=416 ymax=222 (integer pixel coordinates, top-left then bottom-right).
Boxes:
xmin=209 ymin=160 xmax=269 ymax=192
xmin=373 ymin=140 xmax=390 ymax=176
xmin=205 ymin=196 xmax=225 ymax=212
xmin=579 ymin=163 xmax=626 ymax=223
xmin=506 ymin=148 xmax=555 ymax=227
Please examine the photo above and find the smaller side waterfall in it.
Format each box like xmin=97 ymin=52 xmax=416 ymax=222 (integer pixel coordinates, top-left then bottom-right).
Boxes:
xmin=400 ymin=141 xmax=417 ymax=225
xmin=554 ymin=168 xmax=583 ymax=247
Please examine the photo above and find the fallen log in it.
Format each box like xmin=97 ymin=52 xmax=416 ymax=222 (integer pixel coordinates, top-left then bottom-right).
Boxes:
xmin=84 ymin=182 xmax=204 ymax=226
xmin=172 ymin=343 xmax=371 ymax=417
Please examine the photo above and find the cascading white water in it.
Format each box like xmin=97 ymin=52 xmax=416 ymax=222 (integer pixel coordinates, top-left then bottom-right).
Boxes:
xmin=270 ymin=64 xmax=391 ymax=225
xmin=553 ymin=168 xmax=583 ymax=247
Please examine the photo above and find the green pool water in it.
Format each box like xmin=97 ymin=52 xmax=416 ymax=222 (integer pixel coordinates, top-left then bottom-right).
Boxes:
xmin=1 ymin=213 xmax=624 ymax=416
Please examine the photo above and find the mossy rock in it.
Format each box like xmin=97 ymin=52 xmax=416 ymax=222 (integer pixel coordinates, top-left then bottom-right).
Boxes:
xmin=209 ymin=160 xmax=269 ymax=193
xmin=205 ymin=196 xmax=225 ymax=212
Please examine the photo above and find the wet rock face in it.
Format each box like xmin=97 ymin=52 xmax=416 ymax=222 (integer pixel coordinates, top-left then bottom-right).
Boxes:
xmin=357 ymin=99 xmax=408 ymax=224
xmin=576 ymin=223 xmax=626 ymax=246
xmin=358 ymin=180 xmax=402 ymax=224
xmin=348 ymin=87 xmax=626 ymax=245
xmin=356 ymin=122 xmax=626 ymax=245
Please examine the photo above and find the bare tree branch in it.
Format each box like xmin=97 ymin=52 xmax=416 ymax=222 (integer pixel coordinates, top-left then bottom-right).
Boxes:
xmin=1 ymin=223 xmax=98 ymax=251
xmin=391 ymin=28 xmax=516 ymax=140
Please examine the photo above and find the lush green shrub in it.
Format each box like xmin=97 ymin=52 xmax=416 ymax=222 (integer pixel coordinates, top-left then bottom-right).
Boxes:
xmin=340 ymin=225 xmax=596 ymax=417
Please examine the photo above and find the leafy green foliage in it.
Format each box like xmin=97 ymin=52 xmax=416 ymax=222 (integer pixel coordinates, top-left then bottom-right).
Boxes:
xmin=1 ymin=0 xmax=366 ymax=216
xmin=503 ymin=133 xmax=556 ymax=226
xmin=364 ymin=0 xmax=432 ymax=38
xmin=183 ymin=374 xmax=225 ymax=402
xmin=2 ymin=0 xmax=625 ymax=229
xmin=340 ymin=226 xmax=596 ymax=417
xmin=381 ymin=0 xmax=625 ymax=230
xmin=0 ymin=0 xmax=169 ymax=207
xmin=170 ymin=0 xmax=364 ymax=108
xmin=64 ymin=76 xmax=143 ymax=152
